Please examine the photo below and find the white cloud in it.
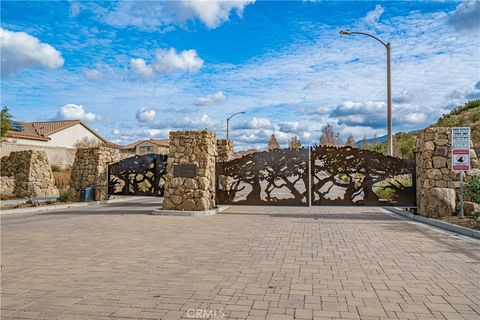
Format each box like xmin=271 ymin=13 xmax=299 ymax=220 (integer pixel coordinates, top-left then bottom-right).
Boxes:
xmin=235 ymin=117 xmax=272 ymax=130
xmin=194 ymin=91 xmax=226 ymax=106
xmin=331 ymin=101 xmax=429 ymax=129
xmin=364 ymin=5 xmax=384 ymax=26
xmin=393 ymin=90 xmax=415 ymax=104
xmin=0 ymin=28 xmax=64 ymax=76
xmin=131 ymin=48 xmax=203 ymax=79
xmin=101 ymin=0 xmax=255 ymax=30
xmin=403 ymin=112 xmax=427 ymax=124
xmin=54 ymin=104 xmax=100 ymax=122
xmin=131 ymin=58 xmax=154 ymax=80
xmin=447 ymin=81 xmax=480 ymax=103
xmin=449 ymin=0 xmax=480 ymax=31
xmin=278 ymin=120 xmax=302 ymax=133
xmin=83 ymin=68 xmax=103 ymax=80
xmin=136 ymin=107 xmax=157 ymax=123
xmin=153 ymin=48 xmax=203 ymax=73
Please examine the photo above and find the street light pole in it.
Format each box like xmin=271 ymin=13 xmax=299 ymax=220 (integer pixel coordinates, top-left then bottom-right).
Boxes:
xmin=340 ymin=30 xmax=393 ymax=156
xmin=226 ymin=111 xmax=245 ymax=140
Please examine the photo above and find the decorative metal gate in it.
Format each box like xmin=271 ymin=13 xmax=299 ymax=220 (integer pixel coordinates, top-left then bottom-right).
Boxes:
xmin=108 ymin=154 xmax=167 ymax=197
xmin=311 ymin=145 xmax=416 ymax=206
xmin=216 ymin=148 xmax=309 ymax=206
xmin=216 ymin=146 xmax=416 ymax=207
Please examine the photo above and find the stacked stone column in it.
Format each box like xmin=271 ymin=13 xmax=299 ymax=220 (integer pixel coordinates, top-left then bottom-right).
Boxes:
xmin=416 ymin=127 xmax=478 ymax=217
xmin=217 ymin=139 xmax=234 ymax=161
xmin=69 ymin=147 xmax=114 ymax=201
xmin=0 ymin=150 xmax=58 ymax=198
xmin=163 ymin=130 xmax=217 ymax=211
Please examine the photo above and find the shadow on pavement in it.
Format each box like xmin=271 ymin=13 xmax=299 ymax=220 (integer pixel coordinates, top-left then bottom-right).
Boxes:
xmin=220 ymin=211 xmax=394 ymax=221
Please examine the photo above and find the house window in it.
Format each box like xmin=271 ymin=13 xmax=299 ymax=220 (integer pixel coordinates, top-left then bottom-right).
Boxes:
xmin=140 ymin=146 xmax=154 ymax=153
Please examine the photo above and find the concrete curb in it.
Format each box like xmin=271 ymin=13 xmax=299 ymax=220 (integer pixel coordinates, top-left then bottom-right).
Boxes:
xmin=385 ymin=207 xmax=480 ymax=240
xmin=152 ymin=205 xmax=230 ymax=216
xmin=0 ymin=196 xmax=150 ymax=215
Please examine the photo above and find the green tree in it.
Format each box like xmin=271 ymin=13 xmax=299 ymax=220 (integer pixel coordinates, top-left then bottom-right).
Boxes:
xmin=1 ymin=107 xmax=12 ymax=138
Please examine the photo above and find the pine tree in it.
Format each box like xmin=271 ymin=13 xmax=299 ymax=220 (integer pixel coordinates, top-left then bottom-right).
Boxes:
xmin=268 ymin=134 xmax=280 ymax=151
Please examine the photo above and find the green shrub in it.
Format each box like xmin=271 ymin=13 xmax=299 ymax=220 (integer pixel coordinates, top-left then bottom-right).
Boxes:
xmin=470 ymin=108 xmax=480 ymax=122
xmin=465 ymin=175 xmax=480 ymax=204
xmin=51 ymin=164 xmax=61 ymax=172
xmin=374 ymin=177 xmax=412 ymax=201
xmin=58 ymin=188 xmax=74 ymax=202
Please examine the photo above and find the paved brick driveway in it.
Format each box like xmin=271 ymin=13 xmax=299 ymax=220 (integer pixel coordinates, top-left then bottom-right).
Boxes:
xmin=1 ymin=199 xmax=479 ymax=320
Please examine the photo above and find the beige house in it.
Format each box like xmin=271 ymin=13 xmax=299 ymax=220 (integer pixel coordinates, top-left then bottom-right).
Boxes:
xmin=2 ymin=120 xmax=116 ymax=168
xmin=121 ymin=139 xmax=169 ymax=156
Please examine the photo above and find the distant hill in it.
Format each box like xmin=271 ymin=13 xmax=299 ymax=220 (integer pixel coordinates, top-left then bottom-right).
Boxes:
xmin=432 ymin=99 xmax=479 ymax=147
xmin=354 ymin=135 xmax=388 ymax=147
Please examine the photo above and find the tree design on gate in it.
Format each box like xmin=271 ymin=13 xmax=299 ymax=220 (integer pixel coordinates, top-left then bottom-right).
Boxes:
xmin=216 ymin=148 xmax=309 ymax=206
xmin=311 ymin=145 xmax=415 ymax=206
xmin=108 ymin=154 xmax=167 ymax=197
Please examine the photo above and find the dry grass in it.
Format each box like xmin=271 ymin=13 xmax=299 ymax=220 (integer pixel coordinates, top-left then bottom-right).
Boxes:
xmin=53 ymin=170 xmax=71 ymax=189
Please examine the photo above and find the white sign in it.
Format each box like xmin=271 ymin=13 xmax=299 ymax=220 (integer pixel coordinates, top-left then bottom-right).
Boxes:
xmin=451 ymin=127 xmax=470 ymax=171
xmin=452 ymin=127 xmax=470 ymax=150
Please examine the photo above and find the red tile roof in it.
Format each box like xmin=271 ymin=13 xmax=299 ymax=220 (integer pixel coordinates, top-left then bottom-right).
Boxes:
xmin=122 ymin=139 xmax=169 ymax=149
xmin=6 ymin=120 xmax=118 ymax=147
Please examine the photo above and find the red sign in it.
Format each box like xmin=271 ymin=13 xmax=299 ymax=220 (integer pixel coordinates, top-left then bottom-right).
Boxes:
xmin=452 ymin=149 xmax=470 ymax=171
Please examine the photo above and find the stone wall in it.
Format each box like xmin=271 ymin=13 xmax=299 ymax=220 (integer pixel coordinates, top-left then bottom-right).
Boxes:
xmin=69 ymin=147 xmax=115 ymax=201
xmin=0 ymin=142 xmax=77 ymax=169
xmin=0 ymin=150 xmax=58 ymax=198
xmin=416 ymin=127 xmax=479 ymax=217
xmin=163 ymin=130 xmax=217 ymax=211
xmin=217 ymin=139 xmax=233 ymax=162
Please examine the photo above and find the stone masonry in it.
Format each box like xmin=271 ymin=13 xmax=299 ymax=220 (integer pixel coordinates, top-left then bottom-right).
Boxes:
xmin=69 ymin=147 xmax=114 ymax=201
xmin=0 ymin=150 xmax=58 ymax=198
xmin=163 ymin=130 xmax=217 ymax=211
xmin=416 ymin=127 xmax=479 ymax=217
xmin=216 ymin=139 xmax=235 ymax=192
xmin=217 ymin=139 xmax=234 ymax=161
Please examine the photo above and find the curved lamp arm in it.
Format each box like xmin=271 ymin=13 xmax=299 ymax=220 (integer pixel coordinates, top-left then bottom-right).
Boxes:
xmin=227 ymin=111 xmax=246 ymax=121
xmin=340 ymin=30 xmax=389 ymax=48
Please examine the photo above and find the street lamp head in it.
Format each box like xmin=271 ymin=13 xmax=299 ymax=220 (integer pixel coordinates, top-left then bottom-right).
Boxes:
xmin=339 ymin=30 xmax=351 ymax=35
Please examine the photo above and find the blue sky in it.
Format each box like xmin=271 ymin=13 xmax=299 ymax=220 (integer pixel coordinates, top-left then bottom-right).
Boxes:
xmin=1 ymin=0 xmax=479 ymax=149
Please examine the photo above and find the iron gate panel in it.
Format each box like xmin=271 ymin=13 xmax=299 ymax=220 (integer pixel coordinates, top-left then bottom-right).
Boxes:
xmin=311 ymin=145 xmax=416 ymax=206
xmin=216 ymin=148 xmax=310 ymax=206
xmin=108 ymin=154 xmax=167 ymax=197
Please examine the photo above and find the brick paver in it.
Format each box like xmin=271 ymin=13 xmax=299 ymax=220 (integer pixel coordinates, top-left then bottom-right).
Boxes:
xmin=1 ymin=199 xmax=479 ymax=319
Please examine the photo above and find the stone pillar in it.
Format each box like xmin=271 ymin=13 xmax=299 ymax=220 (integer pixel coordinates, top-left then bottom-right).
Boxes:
xmin=163 ymin=130 xmax=217 ymax=211
xmin=416 ymin=127 xmax=478 ymax=217
xmin=69 ymin=147 xmax=114 ymax=201
xmin=0 ymin=150 xmax=58 ymax=198
xmin=217 ymin=139 xmax=234 ymax=162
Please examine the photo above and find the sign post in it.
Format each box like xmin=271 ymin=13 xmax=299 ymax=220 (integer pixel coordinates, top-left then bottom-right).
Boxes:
xmin=451 ymin=127 xmax=471 ymax=218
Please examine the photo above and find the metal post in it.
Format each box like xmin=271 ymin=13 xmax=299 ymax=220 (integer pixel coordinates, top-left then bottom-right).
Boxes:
xmin=386 ymin=42 xmax=393 ymax=156
xmin=308 ymin=147 xmax=312 ymax=207
xmin=226 ymin=118 xmax=230 ymax=140
xmin=459 ymin=171 xmax=464 ymax=218
xmin=339 ymin=30 xmax=394 ymax=156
